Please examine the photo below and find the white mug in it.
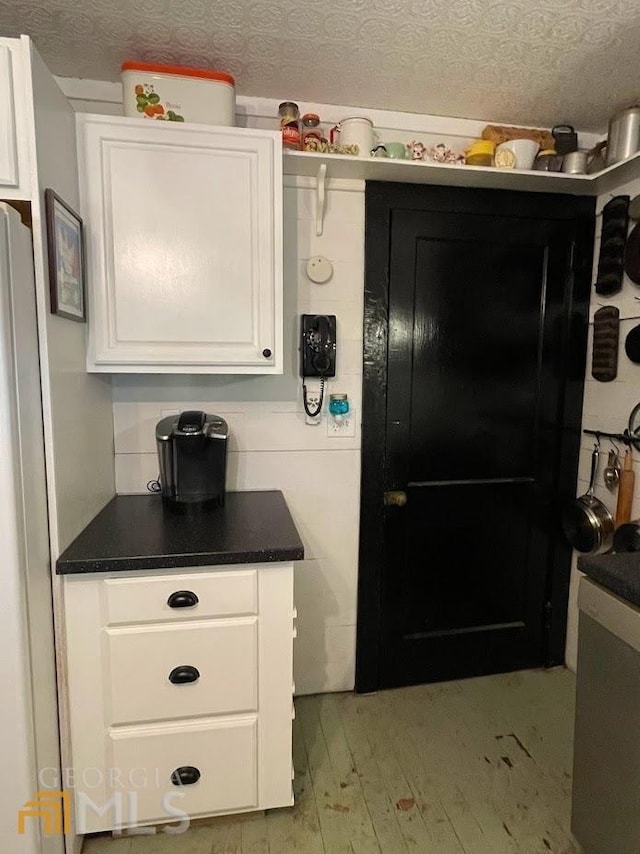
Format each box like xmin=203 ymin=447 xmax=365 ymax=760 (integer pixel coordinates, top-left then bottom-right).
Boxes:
xmin=495 ymin=139 xmax=539 ymax=170
xmin=330 ymin=117 xmax=374 ymax=157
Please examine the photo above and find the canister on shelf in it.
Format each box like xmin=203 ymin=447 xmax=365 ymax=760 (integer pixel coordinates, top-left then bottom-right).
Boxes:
xmin=278 ymin=101 xmax=301 ymax=150
xmin=302 ymin=113 xmax=323 ymax=148
xmin=464 ymin=139 xmax=495 ymax=167
xmin=607 ymin=106 xmax=640 ymax=166
xmin=533 ymin=149 xmax=564 ymax=172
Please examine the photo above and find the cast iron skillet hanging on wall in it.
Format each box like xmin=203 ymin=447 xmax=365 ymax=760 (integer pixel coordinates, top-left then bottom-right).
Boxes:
xmin=623 ymin=200 xmax=640 ymax=362
xmin=625 ymin=194 xmax=640 ymax=286
xmin=595 ymin=195 xmax=630 ymax=296
xmin=563 ymin=443 xmax=614 ymax=554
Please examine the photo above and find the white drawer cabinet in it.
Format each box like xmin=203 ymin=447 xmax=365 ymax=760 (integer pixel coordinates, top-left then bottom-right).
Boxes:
xmin=107 ymin=618 xmax=258 ymax=724
xmin=63 ymin=562 xmax=294 ymax=832
xmin=77 ymin=115 xmax=283 ymax=374
xmin=103 ymin=567 xmax=258 ymax=624
xmin=110 ymin=716 xmax=259 ymax=822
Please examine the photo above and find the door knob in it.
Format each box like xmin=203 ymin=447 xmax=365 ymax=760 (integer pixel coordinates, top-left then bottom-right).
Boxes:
xmin=384 ymin=490 xmax=407 ymax=507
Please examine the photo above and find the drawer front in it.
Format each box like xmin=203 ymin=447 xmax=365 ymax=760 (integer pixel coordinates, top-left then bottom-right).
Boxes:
xmin=107 ymin=620 xmax=257 ymax=724
xmin=109 ymin=716 xmax=257 ymax=824
xmin=103 ymin=568 xmax=258 ymax=625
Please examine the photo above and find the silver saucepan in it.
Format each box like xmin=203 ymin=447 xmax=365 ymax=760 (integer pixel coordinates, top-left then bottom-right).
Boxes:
xmin=563 ymin=444 xmax=614 ymax=554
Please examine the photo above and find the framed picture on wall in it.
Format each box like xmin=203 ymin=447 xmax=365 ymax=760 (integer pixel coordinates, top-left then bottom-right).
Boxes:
xmin=45 ymin=189 xmax=86 ymax=322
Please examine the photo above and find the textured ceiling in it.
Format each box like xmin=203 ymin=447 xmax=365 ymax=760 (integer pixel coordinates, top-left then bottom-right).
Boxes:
xmin=3 ymin=0 xmax=640 ymax=131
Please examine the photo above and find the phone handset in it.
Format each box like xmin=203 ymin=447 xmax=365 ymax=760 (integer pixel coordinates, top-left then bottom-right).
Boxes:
xmin=300 ymin=314 xmax=337 ymax=418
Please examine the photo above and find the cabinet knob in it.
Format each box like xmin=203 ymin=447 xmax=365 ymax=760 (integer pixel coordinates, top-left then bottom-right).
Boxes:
xmin=262 ymin=348 xmax=272 ymax=358
xmin=167 ymin=590 xmax=199 ymax=609
xmin=171 ymin=766 xmax=201 ymax=786
xmin=168 ymin=665 xmax=200 ymax=684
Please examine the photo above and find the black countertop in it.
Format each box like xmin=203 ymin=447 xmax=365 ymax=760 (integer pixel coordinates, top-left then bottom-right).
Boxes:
xmin=578 ymin=553 xmax=640 ymax=607
xmin=56 ymin=491 xmax=304 ymax=575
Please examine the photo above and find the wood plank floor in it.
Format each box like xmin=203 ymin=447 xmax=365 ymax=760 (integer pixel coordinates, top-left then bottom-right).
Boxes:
xmin=82 ymin=668 xmax=581 ymax=854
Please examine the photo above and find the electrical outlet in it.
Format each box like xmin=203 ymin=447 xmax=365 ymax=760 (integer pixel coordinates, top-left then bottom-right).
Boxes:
xmin=304 ymin=393 xmax=323 ymax=426
xmin=327 ymin=407 xmax=356 ymax=437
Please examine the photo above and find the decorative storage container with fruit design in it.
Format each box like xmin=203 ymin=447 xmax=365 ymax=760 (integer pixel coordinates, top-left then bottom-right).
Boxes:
xmin=121 ymin=61 xmax=235 ymax=126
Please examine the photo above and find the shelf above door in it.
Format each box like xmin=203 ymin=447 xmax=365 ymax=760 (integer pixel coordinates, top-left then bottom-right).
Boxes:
xmin=284 ymin=149 xmax=640 ymax=198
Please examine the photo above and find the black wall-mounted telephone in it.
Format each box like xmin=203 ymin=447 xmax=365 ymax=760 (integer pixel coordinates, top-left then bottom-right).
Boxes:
xmin=300 ymin=314 xmax=337 ymax=378
xmin=300 ymin=314 xmax=337 ymax=417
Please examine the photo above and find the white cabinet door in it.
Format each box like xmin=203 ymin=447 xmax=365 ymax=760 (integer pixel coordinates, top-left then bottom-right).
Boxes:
xmin=0 ymin=41 xmax=23 ymax=191
xmin=78 ymin=115 xmax=282 ymax=373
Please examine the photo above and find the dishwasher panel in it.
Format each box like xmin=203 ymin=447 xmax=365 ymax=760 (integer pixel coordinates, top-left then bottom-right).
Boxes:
xmin=572 ymin=578 xmax=640 ymax=854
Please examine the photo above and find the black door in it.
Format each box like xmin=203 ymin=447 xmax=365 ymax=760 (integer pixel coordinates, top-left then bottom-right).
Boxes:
xmin=357 ymin=183 xmax=594 ymax=692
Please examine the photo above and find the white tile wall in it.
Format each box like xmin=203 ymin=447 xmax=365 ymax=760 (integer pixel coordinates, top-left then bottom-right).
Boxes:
xmin=566 ymin=175 xmax=640 ymax=671
xmin=113 ymin=180 xmax=365 ymax=694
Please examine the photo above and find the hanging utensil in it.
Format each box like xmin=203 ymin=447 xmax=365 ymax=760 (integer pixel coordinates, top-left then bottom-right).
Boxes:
xmin=595 ymin=195 xmax=630 ymax=296
xmin=591 ymin=306 xmax=620 ymax=382
xmin=629 ymin=402 xmax=640 ymax=451
xmin=603 ymin=447 xmax=621 ymax=491
xmin=615 ymin=449 xmax=635 ymax=527
xmin=625 ymin=221 xmax=640 ymax=285
xmin=563 ymin=442 xmax=614 ymax=554
xmin=625 ymin=325 xmax=640 ymax=364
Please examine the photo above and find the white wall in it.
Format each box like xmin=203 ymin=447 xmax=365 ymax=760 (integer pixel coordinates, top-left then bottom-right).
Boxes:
xmin=29 ymin=49 xmax=115 ymax=557
xmin=25 ymin=46 xmax=116 ymax=854
xmin=113 ymin=179 xmax=365 ymax=695
xmin=57 ymin=78 xmax=602 ymax=154
xmin=565 ymin=175 xmax=640 ymax=671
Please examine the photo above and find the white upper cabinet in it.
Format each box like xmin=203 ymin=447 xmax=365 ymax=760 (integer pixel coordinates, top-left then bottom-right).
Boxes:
xmin=0 ymin=38 xmax=32 ymax=197
xmin=0 ymin=44 xmax=19 ymax=188
xmin=77 ymin=115 xmax=282 ymax=373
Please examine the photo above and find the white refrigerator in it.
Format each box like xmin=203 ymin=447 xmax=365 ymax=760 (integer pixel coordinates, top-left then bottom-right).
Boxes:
xmin=0 ymin=203 xmax=63 ymax=854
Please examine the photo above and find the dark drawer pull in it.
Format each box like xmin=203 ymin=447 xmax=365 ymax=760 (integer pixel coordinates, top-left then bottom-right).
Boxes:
xmin=167 ymin=590 xmax=199 ymax=609
xmin=171 ymin=766 xmax=201 ymax=786
xmin=169 ymin=665 xmax=200 ymax=685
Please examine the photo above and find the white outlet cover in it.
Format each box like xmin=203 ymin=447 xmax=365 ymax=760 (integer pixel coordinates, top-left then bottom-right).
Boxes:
xmin=327 ymin=408 xmax=356 ymax=437
xmin=306 ymin=255 xmax=333 ymax=284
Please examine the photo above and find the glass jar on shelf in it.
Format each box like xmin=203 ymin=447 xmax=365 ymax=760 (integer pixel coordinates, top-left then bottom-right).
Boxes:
xmin=278 ymin=101 xmax=301 ymax=150
xmin=533 ymin=149 xmax=564 ymax=172
xmin=302 ymin=113 xmax=323 ymax=149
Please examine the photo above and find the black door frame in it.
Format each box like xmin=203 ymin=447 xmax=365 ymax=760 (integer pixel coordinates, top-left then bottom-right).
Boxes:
xmin=355 ymin=182 xmax=595 ymax=694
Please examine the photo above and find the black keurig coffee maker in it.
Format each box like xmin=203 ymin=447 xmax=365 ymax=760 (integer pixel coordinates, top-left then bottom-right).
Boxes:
xmin=156 ymin=411 xmax=228 ymax=506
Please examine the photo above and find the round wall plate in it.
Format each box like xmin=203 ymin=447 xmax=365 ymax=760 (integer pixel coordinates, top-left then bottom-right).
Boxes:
xmin=306 ymin=255 xmax=333 ymax=284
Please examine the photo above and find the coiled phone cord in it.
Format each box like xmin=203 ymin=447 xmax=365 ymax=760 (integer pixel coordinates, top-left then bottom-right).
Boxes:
xmin=303 ymin=375 xmax=325 ymax=418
